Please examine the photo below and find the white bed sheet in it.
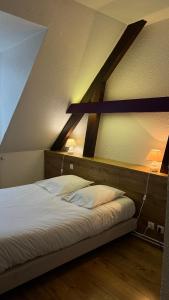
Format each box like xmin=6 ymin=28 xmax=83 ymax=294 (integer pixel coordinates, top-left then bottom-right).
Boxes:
xmin=0 ymin=184 xmax=135 ymax=274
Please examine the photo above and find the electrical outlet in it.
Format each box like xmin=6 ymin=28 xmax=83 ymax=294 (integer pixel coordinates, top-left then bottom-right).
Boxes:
xmin=70 ymin=163 xmax=74 ymax=170
xmin=157 ymin=225 xmax=165 ymax=234
xmin=147 ymin=221 xmax=155 ymax=230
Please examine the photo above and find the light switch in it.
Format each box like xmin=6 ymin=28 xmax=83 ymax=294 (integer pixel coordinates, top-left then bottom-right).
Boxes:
xmin=70 ymin=164 xmax=74 ymax=170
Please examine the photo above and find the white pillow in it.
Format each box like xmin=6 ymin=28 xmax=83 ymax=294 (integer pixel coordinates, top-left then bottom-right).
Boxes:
xmin=63 ymin=185 xmax=125 ymax=208
xmin=36 ymin=175 xmax=93 ymax=195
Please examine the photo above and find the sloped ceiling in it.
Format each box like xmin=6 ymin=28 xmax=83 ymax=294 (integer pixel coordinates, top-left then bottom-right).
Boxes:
xmin=0 ymin=11 xmax=47 ymax=143
xmin=75 ymin=0 xmax=169 ymax=24
xmin=0 ymin=11 xmax=45 ymax=51
xmin=0 ymin=0 xmax=126 ymax=152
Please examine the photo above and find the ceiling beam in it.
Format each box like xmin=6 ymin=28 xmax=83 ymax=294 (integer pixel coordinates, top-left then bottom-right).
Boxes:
xmin=51 ymin=19 xmax=146 ymax=151
xmin=67 ymin=97 xmax=169 ymax=114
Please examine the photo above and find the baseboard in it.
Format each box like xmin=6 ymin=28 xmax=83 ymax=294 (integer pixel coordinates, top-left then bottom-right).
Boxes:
xmin=132 ymin=231 xmax=164 ymax=248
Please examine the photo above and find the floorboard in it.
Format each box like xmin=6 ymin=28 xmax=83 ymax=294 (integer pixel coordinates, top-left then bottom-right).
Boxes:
xmin=1 ymin=235 xmax=163 ymax=300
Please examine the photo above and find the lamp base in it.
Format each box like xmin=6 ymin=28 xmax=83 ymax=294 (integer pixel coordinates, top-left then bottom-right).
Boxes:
xmin=67 ymin=146 xmax=74 ymax=155
xmin=149 ymin=161 xmax=160 ymax=173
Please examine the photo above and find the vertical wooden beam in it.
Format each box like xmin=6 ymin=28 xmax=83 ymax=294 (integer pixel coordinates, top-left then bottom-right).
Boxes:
xmin=51 ymin=19 xmax=146 ymax=151
xmin=83 ymin=82 xmax=106 ymax=157
xmin=83 ymin=114 xmax=101 ymax=157
xmin=161 ymin=137 xmax=169 ymax=174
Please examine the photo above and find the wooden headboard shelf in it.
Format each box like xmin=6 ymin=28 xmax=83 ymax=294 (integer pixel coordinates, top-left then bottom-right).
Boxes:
xmin=45 ymin=150 xmax=167 ymax=242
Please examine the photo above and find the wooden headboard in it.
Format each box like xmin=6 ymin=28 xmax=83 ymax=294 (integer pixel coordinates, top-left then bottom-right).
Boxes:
xmin=45 ymin=150 xmax=167 ymax=242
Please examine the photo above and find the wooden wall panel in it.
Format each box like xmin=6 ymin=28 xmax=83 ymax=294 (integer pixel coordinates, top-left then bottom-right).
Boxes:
xmin=45 ymin=151 xmax=167 ymax=242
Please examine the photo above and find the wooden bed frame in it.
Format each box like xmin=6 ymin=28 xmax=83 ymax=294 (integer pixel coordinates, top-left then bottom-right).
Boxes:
xmin=0 ymin=218 xmax=136 ymax=294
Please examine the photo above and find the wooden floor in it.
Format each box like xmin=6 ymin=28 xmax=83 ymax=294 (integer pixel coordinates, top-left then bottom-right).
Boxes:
xmin=1 ymin=235 xmax=163 ymax=300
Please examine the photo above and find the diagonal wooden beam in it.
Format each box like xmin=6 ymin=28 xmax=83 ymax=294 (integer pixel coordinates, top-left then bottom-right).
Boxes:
xmin=161 ymin=137 xmax=169 ymax=174
xmin=67 ymin=97 xmax=169 ymax=114
xmin=51 ymin=19 xmax=146 ymax=151
xmin=80 ymin=19 xmax=146 ymax=104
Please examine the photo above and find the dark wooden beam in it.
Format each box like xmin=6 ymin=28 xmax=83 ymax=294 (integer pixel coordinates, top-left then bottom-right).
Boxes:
xmin=67 ymin=97 xmax=169 ymax=114
xmin=160 ymin=137 xmax=169 ymax=174
xmin=83 ymin=82 xmax=106 ymax=157
xmin=51 ymin=19 xmax=146 ymax=151
xmin=51 ymin=114 xmax=84 ymax=151
xmin=83 ymin=114 xmax=102 ymax=157
xmin=79 ymin=19 xmax=147 ymax=103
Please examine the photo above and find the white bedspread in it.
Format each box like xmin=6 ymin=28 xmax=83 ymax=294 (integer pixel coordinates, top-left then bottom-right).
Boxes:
xmin=0 ymin=184 xmax=135 ymax=274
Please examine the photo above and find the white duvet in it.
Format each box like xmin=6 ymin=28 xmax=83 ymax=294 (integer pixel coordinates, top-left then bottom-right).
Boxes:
xmin=0 ymin=184 xmax=135 ymax=274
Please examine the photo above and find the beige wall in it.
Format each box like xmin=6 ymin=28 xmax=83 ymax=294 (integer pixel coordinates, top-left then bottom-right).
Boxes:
xmin=0 ymin=150 xmax=44 ymax=188
xmin=73 ymin=18 xmax=169 ymax=165
xmin=95 ymin=18 xmax=169 ymax=164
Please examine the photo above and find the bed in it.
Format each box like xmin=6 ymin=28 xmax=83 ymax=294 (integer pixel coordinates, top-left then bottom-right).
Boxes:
xmin=0 ymin=177 xmax=137 ymax=294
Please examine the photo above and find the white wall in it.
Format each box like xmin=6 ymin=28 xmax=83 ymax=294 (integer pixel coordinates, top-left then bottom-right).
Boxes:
xmin=0 ymin=150 xmax=44 ymax=188
xmin=106 ymin=19 xmax=169 ymax=100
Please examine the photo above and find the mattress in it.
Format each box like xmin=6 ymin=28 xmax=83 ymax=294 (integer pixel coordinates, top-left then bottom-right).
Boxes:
xmin=0 ymin=184 xmax=135 ymax=274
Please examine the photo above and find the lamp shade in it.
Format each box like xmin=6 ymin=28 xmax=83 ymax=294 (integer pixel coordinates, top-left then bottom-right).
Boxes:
xmin=65 ymin=138 xmax=76 ymax=147
xmin=146 ymin=149 xmax=162 ymax=162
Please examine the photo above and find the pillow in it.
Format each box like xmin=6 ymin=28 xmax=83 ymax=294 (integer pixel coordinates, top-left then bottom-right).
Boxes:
xmin=36 ymin=175 xmax=93 ymax=195
xmin=63 ymin=185 xmax=125 ymax=208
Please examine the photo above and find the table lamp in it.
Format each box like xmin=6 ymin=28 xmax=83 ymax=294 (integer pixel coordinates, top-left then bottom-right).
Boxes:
xmin=65 ymin=138 xmax=76 ymax=154
xmin=146 ymin=149 xmax=162 ymax=172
